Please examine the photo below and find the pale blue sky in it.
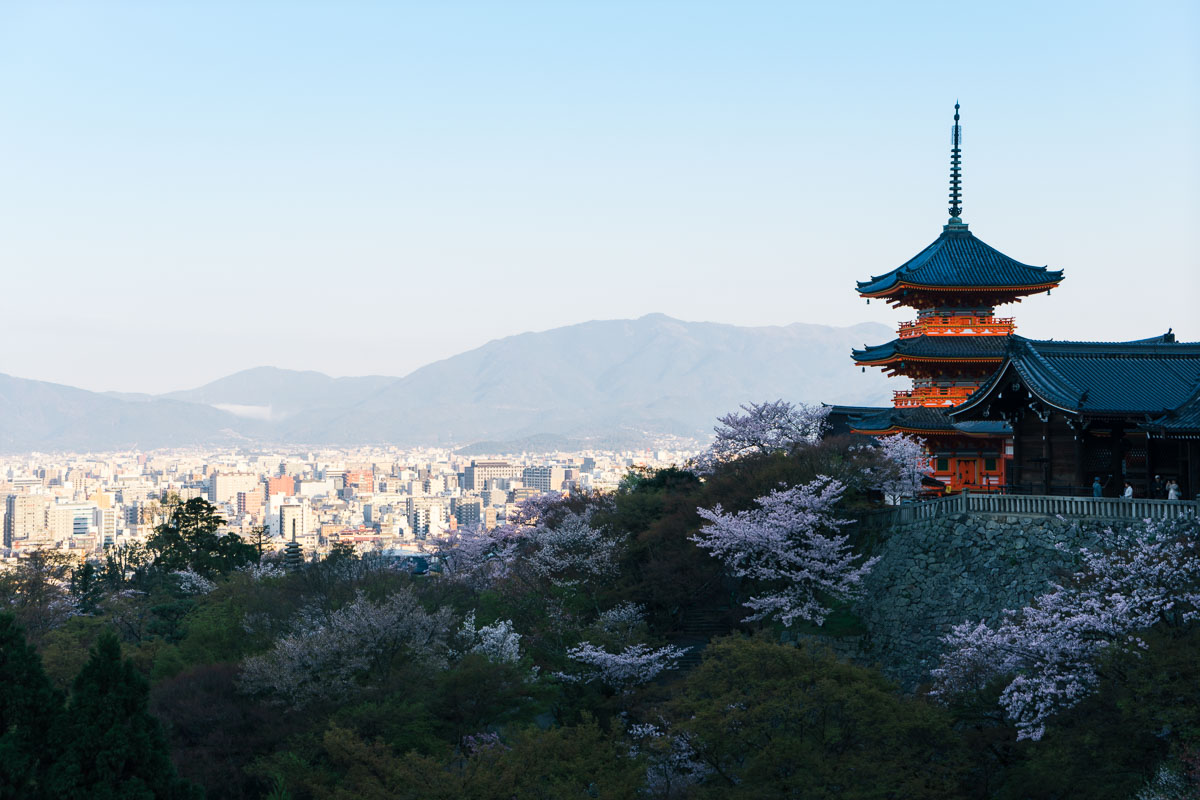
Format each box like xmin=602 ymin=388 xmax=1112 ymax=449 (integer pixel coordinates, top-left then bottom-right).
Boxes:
xmin=1 ymin=1 xmax=1196 ymax=393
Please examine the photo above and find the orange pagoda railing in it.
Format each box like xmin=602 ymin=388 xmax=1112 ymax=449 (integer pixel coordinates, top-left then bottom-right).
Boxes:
xmin=893 ymin=385 xmax=978 ymax=408
xmin=897 ymin=315 xmax=1015 ymax=339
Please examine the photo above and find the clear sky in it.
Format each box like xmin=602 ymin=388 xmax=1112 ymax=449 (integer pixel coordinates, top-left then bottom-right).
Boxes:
xmin=1 ymin=1 xmax=1196 ymax=394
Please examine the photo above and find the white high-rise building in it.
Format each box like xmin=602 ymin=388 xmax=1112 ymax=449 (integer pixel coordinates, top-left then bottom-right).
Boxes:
xmin=209 ymin=471 xmax=261 ymax=505
xmin=522 ymin=466 xmax=566 ymax=493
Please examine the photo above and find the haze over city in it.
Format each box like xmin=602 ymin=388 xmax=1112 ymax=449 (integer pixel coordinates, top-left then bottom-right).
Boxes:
xmin=2 ymin=1 xmax=1197 ymax=394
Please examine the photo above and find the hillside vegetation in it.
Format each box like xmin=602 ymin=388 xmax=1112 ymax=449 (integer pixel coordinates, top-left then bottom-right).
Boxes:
xmin=0 ymin=406 xmax=1197 ymax=799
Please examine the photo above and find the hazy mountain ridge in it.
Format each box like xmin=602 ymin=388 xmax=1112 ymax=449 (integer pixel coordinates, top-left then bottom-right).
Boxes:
xmin=162 ymin=368 xmax=397 ymax=421
xmin=0 ymin=374 xmax=251 ymax=453
xmin=0 ymin=315 xmax=894 ymax=453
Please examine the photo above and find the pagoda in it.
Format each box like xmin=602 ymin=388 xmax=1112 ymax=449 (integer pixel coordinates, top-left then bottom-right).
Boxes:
xmin=846 ymin=104 xmax=1064 ymax=492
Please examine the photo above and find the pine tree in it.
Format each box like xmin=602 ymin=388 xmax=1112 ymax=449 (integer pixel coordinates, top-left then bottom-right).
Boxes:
xmin=0 ymin=614 xmax=63 ymax=797
xmin=147 ymin=497 xmax=255 ymax=576
xmin=46 ymin=632 xmax=200 ymax=800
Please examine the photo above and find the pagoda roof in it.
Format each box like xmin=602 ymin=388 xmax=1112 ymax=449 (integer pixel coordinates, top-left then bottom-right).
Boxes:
xmin=950 ymin=333 xmax=1200 ymax=420
xmin=853 ymin=334 xmax=1009 ymax=365
xmin=856 ymin=224 xmax=1063 ymax=298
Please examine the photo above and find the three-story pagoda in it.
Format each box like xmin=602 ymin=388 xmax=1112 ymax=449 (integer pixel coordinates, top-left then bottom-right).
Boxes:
xmin=847 ymin=104 xmax=1064 ymax=491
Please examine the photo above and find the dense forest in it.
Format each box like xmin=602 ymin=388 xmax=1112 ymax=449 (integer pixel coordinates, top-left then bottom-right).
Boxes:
xmin=1 ymin=404 xmax=1198 ymax=799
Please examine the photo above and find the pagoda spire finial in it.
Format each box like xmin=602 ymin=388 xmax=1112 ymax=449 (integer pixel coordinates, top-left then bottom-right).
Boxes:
xmin=948 ymin=101 xmax=964 ymax=225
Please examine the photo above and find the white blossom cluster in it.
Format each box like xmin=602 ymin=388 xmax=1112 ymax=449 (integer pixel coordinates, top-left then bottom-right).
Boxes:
xmin=527 ymin=511 xmax=620 ymax=589
xmin=456 ymin=611 xmax=522 ymax=665
xmin=240 ymin=589 xmax=454 ymax=707
xmin=432 ymin=528 xmax=522 ymax=591
xmin=561 ymin=641 xmax=688 ymax=689
xmin=238 ymin=559 xmax=287 ymax=581
xmin=693 ymin=476 xmax=876 ymax=627
xmin=873 ymin=433 xmax=929 ymax=503
xmin=1134 ymin=765 xmax=1196 ymax=800
xmin=593 ymin=602 xmax=647 ymax=642
xmin=691 ymin=400 xmax=829 ymax=474
xmin=510 ymin=492 xmax=570 ymax=526
xmin=931 ymin=520 xmax=1200 ymax=741
xmin=172 ymin=567 xmax=217 ymax=595
xmin=626 ymin=719 xmax=713 ymax=794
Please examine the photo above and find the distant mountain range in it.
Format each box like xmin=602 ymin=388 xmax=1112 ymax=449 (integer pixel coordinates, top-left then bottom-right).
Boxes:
xmin=0 ymin=315 xmax=894 ymax=453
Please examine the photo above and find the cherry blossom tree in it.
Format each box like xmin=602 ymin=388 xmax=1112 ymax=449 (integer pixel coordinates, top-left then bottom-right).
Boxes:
xmin=561 ymin=641 xmax=688 ymax=690
xmin=237 ymin=558 xmax=286 ymax=581
xmin=873 ymin=433 xmax=929 ymax=503
xmin=693 ymin=476 xmax=877 ymax=627
xmin=431 ymin=527 xmax=523 ymax=591
xmin=456 ymin=612 xmax=522 ymax=665
xmin=240 ymin=589 xmax=455 ymax=707
xmin=509 ymin=491 xmax=571 ymax=526
xmin=1135 ymin=764 xmax=1198 ymax=800
xmin=931 ymin=520 xmax=1200 ymax=741
xmin=692 ymin=400 xmax=829 ymax=474
xmin=626 ymin=720 xmax=712 ymax=797
xmin=591 ymin=601 xmax=650 ymax=644
xmin=524 ymin=511 xmax=620 ymax=591
xmin=555 ymin=601 xmax=687 ymax=690
xmin=172 ymin=568 xmax=216 ymax=596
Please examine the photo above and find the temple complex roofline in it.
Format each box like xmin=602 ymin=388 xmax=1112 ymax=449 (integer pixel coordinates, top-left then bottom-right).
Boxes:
xmin=949 ymin=334 xmax=1200 ymax=422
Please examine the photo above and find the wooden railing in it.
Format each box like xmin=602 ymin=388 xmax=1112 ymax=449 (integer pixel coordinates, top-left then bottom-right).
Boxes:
xmin=897 ymin=316 xmax=1015 ymax=338
xmin=893 ymin=386 xmax=977 ymax=408
xmin=859 ymin=493 xmax=1200 ymax=528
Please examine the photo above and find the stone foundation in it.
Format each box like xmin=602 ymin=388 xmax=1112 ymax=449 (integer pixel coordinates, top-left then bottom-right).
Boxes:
xmin=851 ymin=512 xmax=1120 ymax=687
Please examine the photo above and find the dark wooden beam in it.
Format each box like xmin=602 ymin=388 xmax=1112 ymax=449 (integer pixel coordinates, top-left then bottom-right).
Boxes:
xmin=1075 ymin=429 xmax=1087 ymax=495
xmin=1043 ymin=417 xmax=1053 ymax=494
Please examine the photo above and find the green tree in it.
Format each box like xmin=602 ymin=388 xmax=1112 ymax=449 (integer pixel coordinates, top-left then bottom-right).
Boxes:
xmin=431 ymin=653 xmax=544 ymax=743
xmin=147 ymin=497 xmax=256 ymax=576
xmin=69 ymin=561 xmax=104 ymax=614
xmin=248 ymin=525 xmax=270 ymax=561
xmin=664 ymin=636 xmax=967 ymax=799
xmin=101 ymin=541 xmax=150 ymax=589
xmin=288 ymin=718 xmax=643 ymax=799
xmin=0 ymin=614 xmax=63 ymax=797
xmin=46 ymin=631 xmax=200 ymax=800
xmin=38 ymin=614 xmax=109 ymax=690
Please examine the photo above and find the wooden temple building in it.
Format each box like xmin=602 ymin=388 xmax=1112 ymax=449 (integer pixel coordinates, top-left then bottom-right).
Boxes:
xmin=829 ymin=104 xmax=1200 ymax=498
xmin=949 ymin=334 xmax=1200 ymax=498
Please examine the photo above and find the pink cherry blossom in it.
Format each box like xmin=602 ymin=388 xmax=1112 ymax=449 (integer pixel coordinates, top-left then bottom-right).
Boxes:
xmin=693 ymin=476 xmax=877 ymax=626
xmin=931 ymin=520 xmax=1200 ymax=741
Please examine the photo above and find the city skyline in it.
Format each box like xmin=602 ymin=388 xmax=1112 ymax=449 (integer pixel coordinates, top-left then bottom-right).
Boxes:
xmin=0 ymin=442 xmax=688 ymax=557
xmin=2 ymin=1 xmax=1197 ymax=393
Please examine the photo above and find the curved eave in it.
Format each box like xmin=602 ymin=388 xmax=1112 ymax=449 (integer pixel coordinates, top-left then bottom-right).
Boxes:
xmin=857 ymin=279 xmax=1062 ymax=300
xmin=948 ymin=359 xmax=1080 ymax=419
xmin=1008 ymin=352 xmax=1090 ymax=414
xmin=853 ymin=354 xmax=1005 ymax=367
xmin=958 ymin=426 xmax=1008 ymax=438
xmin=850 ymin=424 xmax=959 ymax=436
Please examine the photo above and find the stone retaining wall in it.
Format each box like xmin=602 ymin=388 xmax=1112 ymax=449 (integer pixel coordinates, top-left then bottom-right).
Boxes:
xmin=850 ymin=512 xmax=1121 ymax=687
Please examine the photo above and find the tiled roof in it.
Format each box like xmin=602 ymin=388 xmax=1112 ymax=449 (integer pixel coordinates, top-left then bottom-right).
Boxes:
xmin=951 ymin=334 xmax=1200 ymax=419
xmin=953 ymin=420 xmax=1013 ymax=436
xmin=829 ymin=406 xmax=1011 ymax=438
xmin=857 ymin=224 xmax=1063 ymax=296
xmin=853 ymin=335 xmax=1009 ymax=364
xmin=848 ymin=407 xmax=960 ymax=434
xmin=823 ymin=405 xmax=891 ymax=438
xmin=1145 ymin=388 xmax=1200 ymax=436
